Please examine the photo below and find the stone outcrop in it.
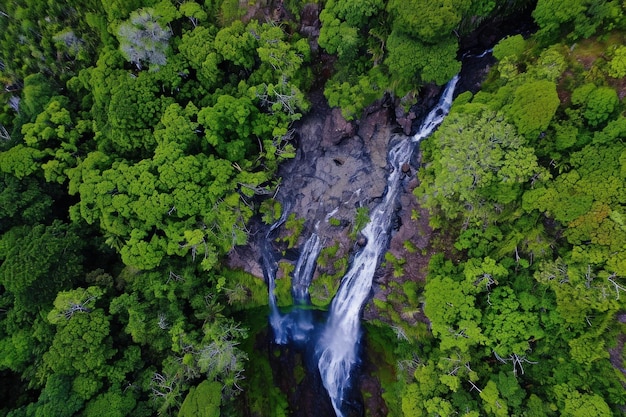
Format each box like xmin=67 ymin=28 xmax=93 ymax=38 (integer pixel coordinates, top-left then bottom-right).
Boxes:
xmin=276 ymin=97 xmax=394 ymax=244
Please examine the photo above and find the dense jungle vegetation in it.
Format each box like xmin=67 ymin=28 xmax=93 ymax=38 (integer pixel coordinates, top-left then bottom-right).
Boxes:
xmin=1 ymin=0 xmax=626 ymax=416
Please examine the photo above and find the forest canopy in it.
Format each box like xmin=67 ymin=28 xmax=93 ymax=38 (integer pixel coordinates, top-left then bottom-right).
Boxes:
xmin=1 ymin=0 xmax=626 ymax=416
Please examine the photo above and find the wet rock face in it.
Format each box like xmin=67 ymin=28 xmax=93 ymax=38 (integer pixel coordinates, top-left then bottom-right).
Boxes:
xmin=277 ymin=99 xmax=394 ymax=243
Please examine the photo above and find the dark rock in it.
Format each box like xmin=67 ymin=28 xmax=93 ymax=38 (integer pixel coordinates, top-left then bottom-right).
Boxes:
xmin=299 ymin=3 xmax=320 ymax=39
xmin=274 ymin=95 xmax=392 ymax=248
xmin=357 ymin=235 xmax=367 ymax=247
xmin=401 ymin=163 xmax=411 ymax=174
xmin=395 ymin=109 xmax=416 ymax=135
xmin=359 ymin=105 xmax=392 ymax=142
xmin=322 ymin=108 xmax=356 ymax=148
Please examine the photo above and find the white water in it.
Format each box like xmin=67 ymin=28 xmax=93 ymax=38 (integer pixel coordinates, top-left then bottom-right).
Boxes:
xmin=264 ymin=75 xmax=460 ymax=416
xmin=317 ymin=75 xmax=460 ymax=417
xmin=292 ymin=233 xmax=322 ymax=303
xmin=264 ymin=207 xmax=292 ymax=344
xmin=266 ymin=230 xmax=322 ymax=345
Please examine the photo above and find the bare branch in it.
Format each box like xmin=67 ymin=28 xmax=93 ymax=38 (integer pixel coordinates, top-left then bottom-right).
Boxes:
xmin=493 ymin=350 xmax=507 ymax=364
xmin=157 ymin=313 xmax=169 ymax=330
xmin=0 ymin=124 xmax=10 ymax=141
xmin=167 ymin=270 xmax=184 ymax=283
xmin=510 ymin=353 xmax=537 ymax=376
xmin=151 ymin=372 xmax=174 ymax=398
xmin=584 ymin=264 xmax=594 ymax=289
xmin=607 ymin=274 xmax=626 ymax=300
xmin=61 ymin=295 xmax=97 ymax=320
xmin=391 ymin=325 xmax=409 ymax=341
xmin=474 ymin=273 xmax=496 ymax=290
xmin=468 ymin=380 xmax=482 ymax=393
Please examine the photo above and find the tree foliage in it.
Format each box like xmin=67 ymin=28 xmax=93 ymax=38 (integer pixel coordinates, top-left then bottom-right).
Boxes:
xmin=0 ymin=1 xmax=311 ymax=415
xmin=1 ymin=1 xmax=626 ymax=416
xmin=416 ymin=104 xmax=545 ymax=225
xmin=117 ymin=8 xmax=172 ymax=70
xmin=410 ymin=15 xmax=626 ymax=415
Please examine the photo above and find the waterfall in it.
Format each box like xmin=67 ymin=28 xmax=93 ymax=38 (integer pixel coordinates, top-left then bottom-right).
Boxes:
xmin=263 ymin=75 xmax=460 ymax=417
xmin=264 ymin=225 xmax=322 ymax=345
xmin=292 ymin=233 xmax=322 ymax=304
xmin=262 ymin=206 xmax=292 ymax=344
xmin=316 ymin=75 xmax=460 ymax=417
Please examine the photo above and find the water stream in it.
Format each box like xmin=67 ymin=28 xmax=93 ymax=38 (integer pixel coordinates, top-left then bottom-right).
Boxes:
xmin=263 ymin=75 xmax=460 ymax=416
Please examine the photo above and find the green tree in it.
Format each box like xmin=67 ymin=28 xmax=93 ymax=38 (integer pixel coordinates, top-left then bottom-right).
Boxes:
xmin=0 ymin=174 xmax=54 ymax=232
xmin=423 ymin=273 xmax=485 ymax=353
xmin=323 ymin=67 xmax=388 ymax=120
xmin=385 ymin=30 xmax=460 ymax=91
xmin=328 ymin=0 xmax=385 ymax=26
xmin=479 ymin=380 xmax=508 ymax=417
xmin=318 ymin=0 xmax=375 ymax=62
xmin=213 ymin=20 xmax=257 ymax=70
xmin=179 ymin=2 xmax=208 ymax=28
xmin=177 ymin=25 xmax=221 ymax=90
xmin=117 ymin=8 xmax=172 ymax=70
xmin=571 ymin=84 xmax=619 ymax=128
xmin=416 ymin=104 xmax=545 ymax=225
xmin=26 ymin=374 xmax=85 ymax=417
xmin=0 ymin=221 xmax=85 ymax=313
xmin=197 ymin=94 xmax=260 ymax=162
xmin=482 ymin=286 xmax=544 ymax=357
xmin=607 ymin=45 xmax=626 ymax=78
xmin=507 ymin=80 xmax=560 ymax=139
xmin=83 ymin=387 xmax=137 ymax=417
xmin=18 ymin=74 xmax=57 ymax=124
xmin=554 ymin=385 xmax=613 ymax=417
xmin=492 ymin=35 xmax=526 ymax=61
xmin=44 ymin=308 xmax=115 ymax=377
xmin=532 ymin=0 xmax=624 ymax=42
xmin=387 ymin=0 xmax=471 ymax=43
xmin=178 ymin=380 xmax=221 ymax=417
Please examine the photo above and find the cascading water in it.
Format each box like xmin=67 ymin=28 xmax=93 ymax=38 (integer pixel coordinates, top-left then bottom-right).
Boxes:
xmin=292 ymin=233 xmax=322 ymax=304
xmin=264 ymin=75 xmax=460 ymax=416
xmin=262 ymin=205 xmax=292 ymax=344
xmin=316 ymin=75 xmax=459 ymax=417
xmin=263 ymin=222 xmax=322 ymax=345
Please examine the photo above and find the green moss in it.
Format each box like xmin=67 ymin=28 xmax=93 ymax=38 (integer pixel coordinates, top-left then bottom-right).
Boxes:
xmin=373 ymin=298 xmax=387 ymax=310
xmin=294 ymin=362 xmax=306 ymax=384
xmin=280 ymin=213 xmax=305 ymax=248
xmin=317 ymin=242 xmax=340 ymax=268
xmin=350 ymin=206 xmax=370 ymax=238
xmin=259 ymin=199 xmax=282 ymax=225
xmin=328 ymin=217 xmax=341 ymax=226
xmin=403 ymin=240 xmax=418 ymax=253
xmin=333 ymin=256 xmax=348 ymax=273
xmin=276 ymin=262 xmax=294 ymax=307
xmin=364 ymin=321 xmax=398 ymax=378
xmin=312 ymin=246 xmax=349 ymax=306
xmin=402 ymin=281 xmax=419 ymax=305
xmin=310 ymin=273 xmax=340 ymax=308
xmin=219 ymin=0 xmax=245 ymax=25
xmin=384 ymin=252 xmax=406 ymax=278
xmin=363 ymin=322 xmax=405 ymax=416
xmin=220 ymin=268 xmax=268 ymax=311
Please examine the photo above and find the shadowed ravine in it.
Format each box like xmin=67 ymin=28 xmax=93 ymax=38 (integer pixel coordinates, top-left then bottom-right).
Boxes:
xmin=262 ymin=76 xmax=459 ymax=417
